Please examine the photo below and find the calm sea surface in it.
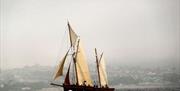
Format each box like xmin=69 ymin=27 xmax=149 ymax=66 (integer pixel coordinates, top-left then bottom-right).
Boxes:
xmin=115 ymin=88 xmax=180 ymax=91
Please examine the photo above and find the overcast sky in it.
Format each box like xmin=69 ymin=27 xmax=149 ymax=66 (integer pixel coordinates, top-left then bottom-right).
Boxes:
xmin=0 ymin=0 xmax=180 ymax=69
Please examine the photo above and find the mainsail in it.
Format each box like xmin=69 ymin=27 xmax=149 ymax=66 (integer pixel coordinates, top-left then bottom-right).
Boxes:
xmin=68 ymin=22 xmax=92 ymax=86
xmin=99 ymin=53 xmax=108 ymax=86
xmin=76 ymin=41 xmax=92 ymax=86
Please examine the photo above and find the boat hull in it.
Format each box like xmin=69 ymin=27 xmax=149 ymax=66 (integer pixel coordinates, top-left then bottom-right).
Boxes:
xmin=63 ymin=84 xmax=115 ymax=91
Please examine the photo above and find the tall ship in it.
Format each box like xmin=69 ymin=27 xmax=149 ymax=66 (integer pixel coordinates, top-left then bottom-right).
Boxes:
xmin=50 ymin=22 xmax=115 ymax=91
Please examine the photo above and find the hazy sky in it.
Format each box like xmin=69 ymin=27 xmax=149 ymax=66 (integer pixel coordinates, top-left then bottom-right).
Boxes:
xmin=1 ymin=0 xmax=180 ymax=69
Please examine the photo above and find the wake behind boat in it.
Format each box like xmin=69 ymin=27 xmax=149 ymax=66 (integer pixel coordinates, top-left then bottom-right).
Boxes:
xmin=50 ymin=22 xmax=115 ymax=91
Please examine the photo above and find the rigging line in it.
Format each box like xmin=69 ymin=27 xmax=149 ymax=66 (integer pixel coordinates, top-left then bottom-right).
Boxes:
xmin=55 ymin=25 xmax=68 ymax=67
xmin=50 ymin=26 xmax=67 ymax=81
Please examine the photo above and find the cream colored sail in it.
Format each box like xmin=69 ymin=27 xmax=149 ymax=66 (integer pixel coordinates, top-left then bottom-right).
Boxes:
xmin=68 ymin=23 xmax=92 ymax=86
xmin=99 ymin=54 xmax=108 ymax=86
xmin=76 ymin=40 xmax=92 ymax=86
xmin=54 ymin=50 xmax=69 ymax=80
xmin=68 ymin=22 xmax=78 ymax=46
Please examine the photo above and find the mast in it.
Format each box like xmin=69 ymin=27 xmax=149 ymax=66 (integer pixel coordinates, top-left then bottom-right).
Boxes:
xmin=73 ymin=39 xmax=80 ymax=85
xmin=67 ymin=22 xmax=92 ymax=86
xmin=95 ymin=48 xmax=101 ymax=87
xmin=67 ymin=22 xmax=79 ymax=85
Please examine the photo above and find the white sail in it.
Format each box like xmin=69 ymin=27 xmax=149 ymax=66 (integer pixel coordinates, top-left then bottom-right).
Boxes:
xmin=54 ymin=50 xmax=69 ymax=80
xmin=99 ymin=54 xmax=108 ymax=86
xmin=76 ymin=40 xmax=92 ymax=86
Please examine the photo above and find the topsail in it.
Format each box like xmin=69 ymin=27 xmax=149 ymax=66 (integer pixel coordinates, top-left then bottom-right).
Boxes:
xmin=67 ymin=22 xmax=78 ymax=47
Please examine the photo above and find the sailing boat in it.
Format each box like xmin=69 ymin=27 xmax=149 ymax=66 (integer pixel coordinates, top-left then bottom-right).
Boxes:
xmin=50 ymin=22 xmax=115 ymax=91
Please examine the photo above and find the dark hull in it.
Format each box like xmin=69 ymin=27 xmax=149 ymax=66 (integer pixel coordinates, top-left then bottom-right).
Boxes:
xmin=63 ymin=84 xmax=115 ymax=91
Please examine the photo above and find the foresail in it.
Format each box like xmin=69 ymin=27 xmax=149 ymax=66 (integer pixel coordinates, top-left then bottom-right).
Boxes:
xmin=67 ymin=22 xmax=78 ymax=47
xmin=99 ymin=54 xmax=108 ymax=86
xmin=76 ymin=40 xmax=92 ymax=86
xmin=54 ymin=50 xmax=69 ymax=80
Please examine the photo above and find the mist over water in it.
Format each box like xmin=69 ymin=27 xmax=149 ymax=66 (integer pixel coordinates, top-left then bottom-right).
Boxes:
xmin=0 ymin=0 xmax=180 ymax=91
xmin=1 ymin=0 xmax=179 ymax=69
